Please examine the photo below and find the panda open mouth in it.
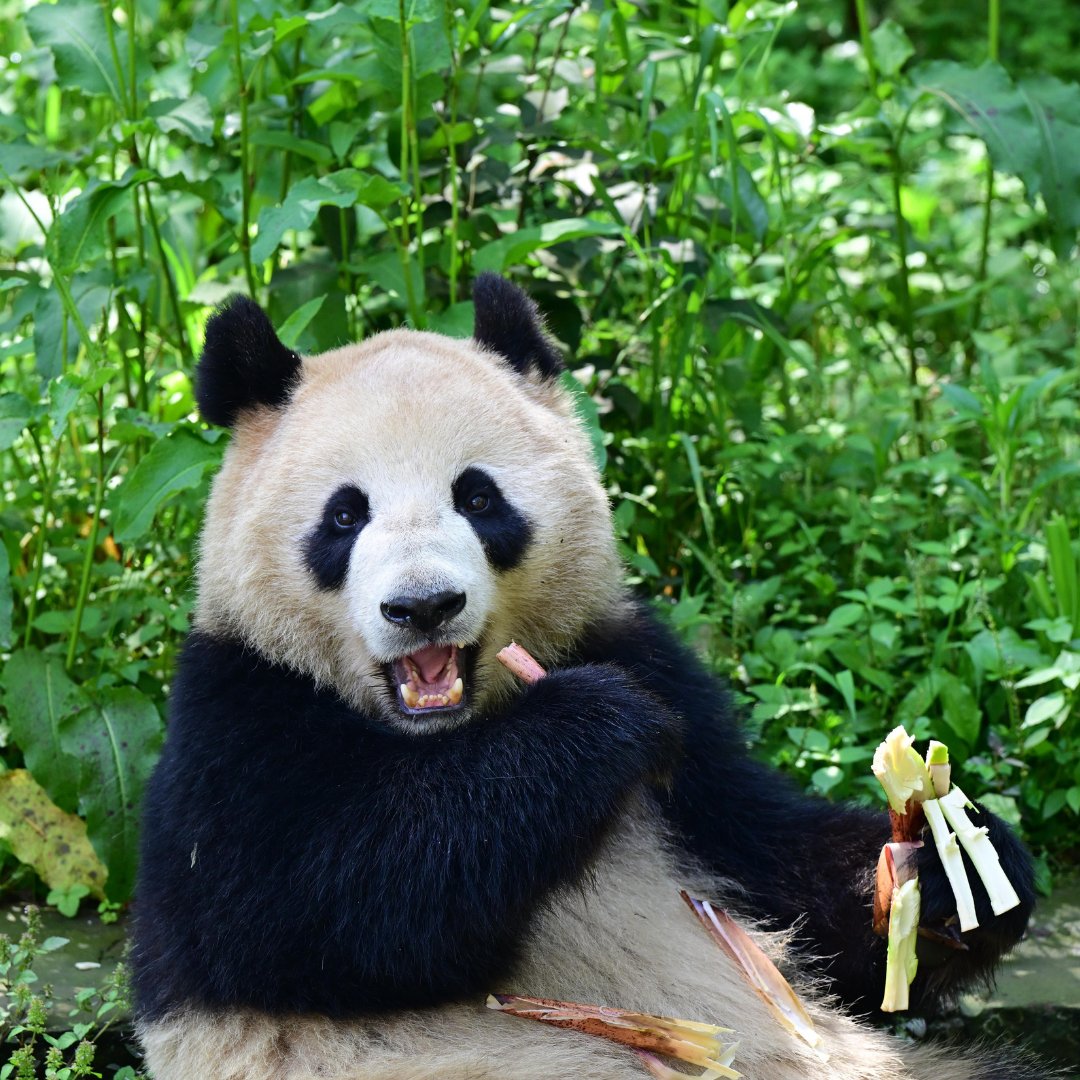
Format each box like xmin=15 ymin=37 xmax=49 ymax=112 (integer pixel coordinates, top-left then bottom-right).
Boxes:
xmin=389 ymin=644 xmax=467 ymax=714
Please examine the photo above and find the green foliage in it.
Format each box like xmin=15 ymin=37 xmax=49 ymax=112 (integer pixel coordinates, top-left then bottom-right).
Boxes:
xmin=1 ymin=0 xmax=1079 ymax=937
xmin=0 ymin=906 xmax=144 ymax=1078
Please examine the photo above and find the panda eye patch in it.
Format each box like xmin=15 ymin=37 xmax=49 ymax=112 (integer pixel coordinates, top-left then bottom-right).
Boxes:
xmin=452 ymin=466 xmax=533 ymax=573
xmin=305 ymin=484 xmax=370 ymax=591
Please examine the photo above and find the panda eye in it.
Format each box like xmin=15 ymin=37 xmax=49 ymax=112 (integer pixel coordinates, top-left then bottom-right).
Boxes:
xmin=465 ymin=491 xmax=490 ymax=514
xmin=333 ymin=507 xmax=358 ymax=529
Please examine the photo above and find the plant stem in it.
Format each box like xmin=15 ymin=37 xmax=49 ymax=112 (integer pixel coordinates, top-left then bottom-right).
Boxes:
xmin=852 ymin=0 xmax=879 ymax=97
xmin=231 ymin=0 xmax=259 ymax=299
xmin=397 ymin=0 xmax=421 ymax=325
xmin=142 ymin=187 xmax=192 ymax=362
xmin=23 ymin=430 xmax=56 ymax=648
xmin=66 ymin=391 xmax=107 ymax=670
xmin=968 ymin=0 xmax=1001 ymax=363
xmin=888 ymin=153 xmax=924 ymax=453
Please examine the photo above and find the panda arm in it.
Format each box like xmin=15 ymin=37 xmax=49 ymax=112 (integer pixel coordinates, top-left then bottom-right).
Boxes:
xmin=133 ymin=632 xmax=676 ymax=1019
xmin=576 ymin=605 xmax=1035 ymax=1012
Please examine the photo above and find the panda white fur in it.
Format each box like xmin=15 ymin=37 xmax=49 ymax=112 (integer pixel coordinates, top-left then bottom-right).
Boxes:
xmin=132 ymin=275 xmax=1049 ymax=1080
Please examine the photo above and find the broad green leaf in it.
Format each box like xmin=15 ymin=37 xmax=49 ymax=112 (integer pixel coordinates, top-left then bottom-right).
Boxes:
xmin=0 ymin=392 xmax=32 ymax=451
xmin=249 ymin=130 xmax=334 ymax=165
xmin=938 ymin=672 xmax=982 ymax=746
xmin=33 ymin=287 xmax=71 ymax=379
xmin=147 ymin=95 xmax=215 ymax=145
xmin=964 ymin=627 xmax=1047 ymax=680
xmin=109 ymin=428 xmax=222 ymax=543
xmin=915 ymin=62 xmax=1080 ymax=252
xmin=939 ymin=384 xmax=985 ymax=419
xmin=50 ymin=170 xmax=153 ymax=276
xmin=871 ymin=20 xmax=914 ymax=79
xmin=3 ymin=142 xmax=67 ymax=178
xmin=811 ymin=765 xmax=843 ymax=794
xmin=1043 ymin=788 xmax=1068 ymax=820
xmin=61 ymin=687 xmax=164 ymax=901
xmin=276 ymin=294 xmax=326 ymax=349
xmin=786 ymin=726 xmax=830 ymax=754
xmin=824 ymin=602 xmax=865 ymax=629
xmin=894 ymin=671 xmax=943 ymax=728
xmin=25 ymin=0 xmax=128 ymax=102
xmin=1022 ymin=692 xmax=1068 ymax=729
xmin=2 ymin=648 xmax=87 ymax=814
xmin=49 ymin=372 xmax=83 ymax=441
xmin=426 ymin=301 xmax=475 ymax=339
xmin=473 ymin=219 xmax=622 ymax=273
xmin=252 ymin=175 xmax=358 ymax=263
xmin=330 ymin=171 xmax=409 ymax=209
xmin=0 ymin=770 xmax=107 ymax=898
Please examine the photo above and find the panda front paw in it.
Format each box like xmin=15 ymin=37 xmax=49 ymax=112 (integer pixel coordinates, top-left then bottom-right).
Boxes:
xmin=519 ymin=663 xmax=682 ymax=781
xmin=912 ymin=801 xmax=1036 ymax=1005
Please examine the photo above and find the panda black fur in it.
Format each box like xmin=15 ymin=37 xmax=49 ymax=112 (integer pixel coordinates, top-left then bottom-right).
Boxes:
xmin=132 ymin=275 xmax=1051 ymax=1080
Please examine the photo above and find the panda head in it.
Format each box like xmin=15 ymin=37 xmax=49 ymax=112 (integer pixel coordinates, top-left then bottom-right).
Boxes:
xmin=192 ymin=275 xmax=623 ymax=733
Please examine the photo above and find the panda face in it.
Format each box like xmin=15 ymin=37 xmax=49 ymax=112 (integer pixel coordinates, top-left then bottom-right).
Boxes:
xmin=194 ymin=321 xmax=623 ymax=734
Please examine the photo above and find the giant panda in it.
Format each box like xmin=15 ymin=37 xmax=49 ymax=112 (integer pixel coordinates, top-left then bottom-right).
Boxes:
xmin=131 ymin=274 xmax=1049 ymax=1080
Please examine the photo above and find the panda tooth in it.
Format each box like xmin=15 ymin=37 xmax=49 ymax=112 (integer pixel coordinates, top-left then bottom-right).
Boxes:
xmin=400 ymin=683 xmax=420 ymax=709
xmin=447 ymin=677 xmax=464 ymax=706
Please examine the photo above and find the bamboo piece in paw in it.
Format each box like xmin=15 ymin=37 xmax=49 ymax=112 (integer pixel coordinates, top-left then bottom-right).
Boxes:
xmin=497 ymin=641 xmax=547 ymax=684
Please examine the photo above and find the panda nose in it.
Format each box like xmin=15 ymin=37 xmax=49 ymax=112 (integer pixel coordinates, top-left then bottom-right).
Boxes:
xmin=380 ymin=591 xmax=467 ymax=634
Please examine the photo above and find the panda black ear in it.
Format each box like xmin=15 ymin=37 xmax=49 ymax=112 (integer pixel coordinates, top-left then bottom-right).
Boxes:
xmin=472 ymin=273 xmax=564 ymax=380
xmin=194 ymin=295 xmax=302 ymax=428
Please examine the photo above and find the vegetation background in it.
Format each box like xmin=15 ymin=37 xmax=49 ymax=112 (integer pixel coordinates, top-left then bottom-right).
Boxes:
xmin=1 ymin=0 xmax=1079 ymax=1071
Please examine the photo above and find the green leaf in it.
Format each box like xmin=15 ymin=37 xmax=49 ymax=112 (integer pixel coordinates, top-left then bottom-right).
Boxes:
xmin=871 ymin=20 xmax=914 ymax=79
xmin=1021 ymin=692 xmax=1068 ymax=729
xmin=109 ymin=428 xmax=222 ymax=543
xmin=147 ymin=95 xmax=215 ymax=146
xmin=252 ymin=175 xmax=357 ymax=264
xmin=894 ymin=671 xmax=943 ymax=729
xmin=25 ymin=0 xmax=128 ymax=102
xmin=50 ymin=170 xmax=153 ymax=276
xmin=938 ymin=672 xmax=982 ymax=746
xmin=473 ymin=219 xmax=622 ymax=273
xmin=939 ymin=383 xmax=985 ymax=419
xmin=48 ymin=373 xmax=83 ymax=441
xmin=786 ymin=726 xmax=830 ymax=754
xmin=3 ymin=142 xmax=67 ymax=179
xmin=366 ymin=0 xmax=445 ymax=22
xmin=276 ymin=295 xmax=326 ymax=350
xmin=249 ymin=130 xmax=334 ymax=165
xmin=0 ymin=392 xmax=32 ymax=451
xmin=0 ymin=770 xmax=107 ymax=898
xmin=426 ymin=301 xmax=475 ymax=339
xmin=964 ymin=627 xmax=1047 ymax=679
xmin=61 ymin=687 xmax=163 ymax=901
xmin=915 ymin=61 xmax=1080 ymax=252
xmin=824 ymin=602 xmax=865 ymax=629
xmin=1042 ymin=788 xmax=1068 ymax=820
xmin=1 ymin=649 xmax=87 ymax=814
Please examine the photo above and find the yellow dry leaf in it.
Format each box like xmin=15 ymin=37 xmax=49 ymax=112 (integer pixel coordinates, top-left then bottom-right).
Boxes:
xmin=0 ymin=769 xmax=107 ymax=898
